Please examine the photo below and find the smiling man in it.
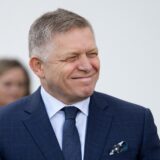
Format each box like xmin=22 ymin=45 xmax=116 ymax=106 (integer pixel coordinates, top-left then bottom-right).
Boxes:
xmin=32 ymin=27 xmax=100 ymax=104
xmin=0 ymin=8 xmax=160 ymax=160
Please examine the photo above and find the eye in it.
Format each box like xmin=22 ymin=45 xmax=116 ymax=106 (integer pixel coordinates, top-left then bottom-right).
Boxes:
xmin=61 ymin=56 xmax=78 ymax=62
xmin=2 ymin=81 xmax=12 ymax=88
xmin=87 ymin=52 xmax=98 ymax=58
xmin=17 ymin=82 xmax=27 ymax=88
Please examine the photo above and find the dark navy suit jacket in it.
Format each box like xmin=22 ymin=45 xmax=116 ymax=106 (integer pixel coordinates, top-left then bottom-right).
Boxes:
xmin=0 ymin=88 xmax=160 ymax=160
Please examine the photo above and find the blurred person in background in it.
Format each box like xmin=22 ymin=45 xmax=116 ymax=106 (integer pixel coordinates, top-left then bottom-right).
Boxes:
xmin=0 ymin=59 xmax=30 ymax=106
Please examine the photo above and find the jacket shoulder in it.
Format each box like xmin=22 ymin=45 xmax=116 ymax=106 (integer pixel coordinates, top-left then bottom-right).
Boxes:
xmin=93 ymin=91 xmax=149 ymax=116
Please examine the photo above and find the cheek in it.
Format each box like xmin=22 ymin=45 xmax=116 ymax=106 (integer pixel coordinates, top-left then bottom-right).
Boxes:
xmin=57 ymin=64 xmax=76 ymax=79
xmin=0 ymin=90 xmax=4 ymax=98
xmin=0 ymin=85 xmax=7 ymax=95
xmin=92 ymin=58 xmax=100 ymax=71
xmin=19 ymin=88 xmax=27 ymax=96
xmin=45 ymin=63 xmax=77 ymax=88
xmin=45 ymin=66 xmax=65 ymax=87
xmin=0 ymin=89 xmax=11 ymax=104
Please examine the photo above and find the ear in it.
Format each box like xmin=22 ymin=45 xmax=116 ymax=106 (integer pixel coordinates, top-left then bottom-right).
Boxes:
xmin=29 ymin=57 xmax=45 ymax=78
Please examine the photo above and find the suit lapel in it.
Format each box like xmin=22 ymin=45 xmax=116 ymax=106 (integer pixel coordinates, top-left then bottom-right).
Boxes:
xmin=84 ymin=92 xmax=113 ymax=160
xmin=22 ymin=89 xmax=64 ymax=160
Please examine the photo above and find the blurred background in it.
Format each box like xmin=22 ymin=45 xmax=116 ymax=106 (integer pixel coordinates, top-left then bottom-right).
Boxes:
xmin=0 ymin=0 xmax=159 ymax=134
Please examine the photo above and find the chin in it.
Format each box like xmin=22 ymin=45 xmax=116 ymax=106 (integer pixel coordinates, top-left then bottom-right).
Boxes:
xmin=80 ymin=88 xmax=94 ymax=98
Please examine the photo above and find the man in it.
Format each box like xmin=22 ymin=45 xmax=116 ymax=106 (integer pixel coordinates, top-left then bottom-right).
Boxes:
xmin=0 ymin=8 xmax=160 ymax=160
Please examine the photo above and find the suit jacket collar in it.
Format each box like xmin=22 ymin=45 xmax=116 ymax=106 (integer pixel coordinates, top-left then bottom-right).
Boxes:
xmin=22 ymin=87 xmax=64 ymax=160
xmin=84 ymin=92 xmax=113 ymax=160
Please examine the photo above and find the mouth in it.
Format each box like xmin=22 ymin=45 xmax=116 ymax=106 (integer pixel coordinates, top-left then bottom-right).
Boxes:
xmin=71 ymin=74 xmax=93 ymax=79
xmin=71 ymin=74 xmax=95 ymax=83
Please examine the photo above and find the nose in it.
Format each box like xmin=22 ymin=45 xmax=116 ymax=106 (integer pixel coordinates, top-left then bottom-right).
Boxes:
xmin=77 ymin=54 xmax=92 ymax=73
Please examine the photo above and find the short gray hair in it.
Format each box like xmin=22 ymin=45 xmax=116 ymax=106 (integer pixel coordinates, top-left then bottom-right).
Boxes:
xmin=28 ymin=8 xmax=93 ymax=58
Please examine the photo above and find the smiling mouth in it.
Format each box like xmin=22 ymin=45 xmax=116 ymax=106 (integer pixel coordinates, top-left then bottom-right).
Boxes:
xmin=71 ymin=75 xmax=96 ymax=83
xmin=71 ymin=75 xmax=93 ymax=79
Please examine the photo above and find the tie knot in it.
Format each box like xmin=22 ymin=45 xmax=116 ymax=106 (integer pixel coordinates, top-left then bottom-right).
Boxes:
xmin=63 ymin=106 xmax=79 ymax=120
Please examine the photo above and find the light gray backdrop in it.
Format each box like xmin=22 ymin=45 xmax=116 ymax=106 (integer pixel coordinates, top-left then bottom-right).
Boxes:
xmin=0 ymin=0 xmax=159 ymax=134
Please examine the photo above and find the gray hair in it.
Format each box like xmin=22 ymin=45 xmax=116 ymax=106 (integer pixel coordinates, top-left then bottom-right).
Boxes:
xmin=28 ymin=8 xmax=93 ymax=58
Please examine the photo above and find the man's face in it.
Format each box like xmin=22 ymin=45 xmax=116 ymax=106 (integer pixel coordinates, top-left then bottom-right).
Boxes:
xmin=39 ymin=27 xmax=100 ymax=104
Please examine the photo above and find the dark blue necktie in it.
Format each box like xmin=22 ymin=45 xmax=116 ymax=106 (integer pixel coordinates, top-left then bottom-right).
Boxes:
xmin=62 ymin=106 xmax=82 ymax=160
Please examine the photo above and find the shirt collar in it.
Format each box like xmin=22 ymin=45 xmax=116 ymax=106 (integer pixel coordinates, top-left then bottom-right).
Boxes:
xmin=40 ymin=87 xmax=90 ymax=119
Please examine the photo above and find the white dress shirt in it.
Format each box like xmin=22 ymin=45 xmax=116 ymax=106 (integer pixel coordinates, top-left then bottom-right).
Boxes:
xmin=40 ymin=87 xmax=90 ymax=160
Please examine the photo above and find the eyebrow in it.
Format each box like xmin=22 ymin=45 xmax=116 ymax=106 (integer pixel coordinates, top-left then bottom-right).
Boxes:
xmin=87 ymin=48 xmax=98 ymax=53
xmin=66 ymin=48 xmax=98 ymax=55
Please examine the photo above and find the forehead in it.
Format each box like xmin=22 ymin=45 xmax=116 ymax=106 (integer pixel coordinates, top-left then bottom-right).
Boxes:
xmin=0 ymin=68 xmax=25 ymax=80
xmin=52 ymin=27 xmax=96 ymax=52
